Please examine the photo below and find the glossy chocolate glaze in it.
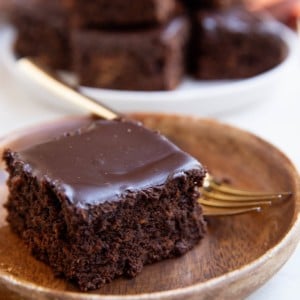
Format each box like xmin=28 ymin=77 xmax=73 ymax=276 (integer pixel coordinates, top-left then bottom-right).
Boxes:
xmin=18 ymin=119 xmax=202 ymax=208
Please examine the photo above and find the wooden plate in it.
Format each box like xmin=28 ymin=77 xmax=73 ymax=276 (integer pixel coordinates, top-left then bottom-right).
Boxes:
xmin=0 ymin=113 xmax=299 ymax=300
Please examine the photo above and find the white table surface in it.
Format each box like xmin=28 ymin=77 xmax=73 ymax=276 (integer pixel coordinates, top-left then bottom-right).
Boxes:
xmin=0 ymin=51 xmax=299 ymax=299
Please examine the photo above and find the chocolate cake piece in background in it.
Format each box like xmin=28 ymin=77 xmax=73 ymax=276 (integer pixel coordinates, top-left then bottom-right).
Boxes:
xmin=3 ymin=118 xmax=207 ymax=291
xmin=11 ymin=0 xmax=72 ymax=70
xmin=72 ymin=17 xmax=190 ymax=91
xmin=71 ymin=0 xmax=183 ymax=28
xmin=191 ymin=8 xmax=286 ymax=80
xmin=8 ymin=0 xmax=288 ymax=88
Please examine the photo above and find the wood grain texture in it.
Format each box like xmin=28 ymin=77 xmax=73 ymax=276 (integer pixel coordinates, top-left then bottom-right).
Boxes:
xmin=0 ymin=113 xmax=299 ymax=300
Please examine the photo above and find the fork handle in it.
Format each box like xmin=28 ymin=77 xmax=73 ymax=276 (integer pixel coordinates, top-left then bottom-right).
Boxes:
xmin=17 ymin=58 xmax=118 ymax=120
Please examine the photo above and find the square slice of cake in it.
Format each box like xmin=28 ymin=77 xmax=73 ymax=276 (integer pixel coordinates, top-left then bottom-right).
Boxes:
xmin=191 ymin=8 xmax=286 ymax=79
xmin=72 ymin=17 xmax=190 ymax=91
xmin=3 ymin=119 xmax=207 ymax=291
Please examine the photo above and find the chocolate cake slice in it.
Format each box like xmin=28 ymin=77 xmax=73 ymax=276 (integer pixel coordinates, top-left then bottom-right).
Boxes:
xmin=191 ymin=8 xmax=286 ymax=79
xmin=72 ymin=17 xmax=190 ymax=91
xmin=3 ymin=119 xmax=207 ymax=291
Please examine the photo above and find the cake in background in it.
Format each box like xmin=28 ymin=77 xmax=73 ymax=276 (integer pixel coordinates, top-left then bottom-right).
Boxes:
xmin=7 ymin=0 xmax=289 ymax=90
xmin=71 ymin=0 xmax=190 ymax=91
xmin=72 ymin=17 xmax=190 ymax=91
xmin=10 ymin=0 xmax=72 ymax=70
xmin=191 ymin=8 xmax=286 ymax=79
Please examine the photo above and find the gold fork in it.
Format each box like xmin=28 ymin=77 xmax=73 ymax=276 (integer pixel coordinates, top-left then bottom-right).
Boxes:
xmin=17 ymin=58 xmax=292 ymax=216
xmin=200 ymin=174 xmax=291 ymax=216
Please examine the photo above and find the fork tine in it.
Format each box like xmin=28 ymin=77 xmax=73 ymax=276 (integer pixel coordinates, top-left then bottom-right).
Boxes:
xmin=199 ymin=174 xmax=292 ymax=217
xmin=202 ymin=205 xmax=261 ymax=216
xmin=203 ymin=174 xmax=292 ymax=199
xmin=202 ymin=190 xmax=287 ymax=202
xmin=199 ymin=198 xmax=272 ymax=208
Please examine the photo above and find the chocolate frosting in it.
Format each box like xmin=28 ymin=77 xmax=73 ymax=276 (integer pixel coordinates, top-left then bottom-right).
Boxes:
xmin=19 ymin=119 xmax=202 ymax=208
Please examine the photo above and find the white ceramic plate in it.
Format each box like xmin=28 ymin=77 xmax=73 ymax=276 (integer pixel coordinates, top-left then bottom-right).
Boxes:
xmin=0 ymin=22 xmax=299 ymax=116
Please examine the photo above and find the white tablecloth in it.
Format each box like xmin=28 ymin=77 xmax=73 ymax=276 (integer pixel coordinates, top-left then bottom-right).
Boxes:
xmin=0 ymin=57 xmax=299 ymax=299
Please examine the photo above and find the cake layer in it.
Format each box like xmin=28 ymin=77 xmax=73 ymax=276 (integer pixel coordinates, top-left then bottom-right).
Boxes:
xmin=72 ymin=17 xmax=190 ymax=91
xmin=9 ymin=0 xmax=287 ymax=88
